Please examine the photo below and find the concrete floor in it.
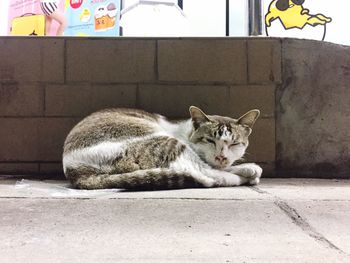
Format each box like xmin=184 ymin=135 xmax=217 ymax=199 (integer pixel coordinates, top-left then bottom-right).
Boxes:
xmin=0 ymin=178 xmax=350 ymax=263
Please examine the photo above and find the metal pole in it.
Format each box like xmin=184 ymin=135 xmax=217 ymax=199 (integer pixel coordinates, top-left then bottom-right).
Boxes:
xmin=226 ymin=0 xmax=229 ymax=36
xmin=248 ymin=0 xmax=262 ymax=36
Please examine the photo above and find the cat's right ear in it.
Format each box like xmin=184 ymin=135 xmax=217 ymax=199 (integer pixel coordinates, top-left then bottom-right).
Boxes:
xmin=189 ymin=106 xmax=210 ymax=130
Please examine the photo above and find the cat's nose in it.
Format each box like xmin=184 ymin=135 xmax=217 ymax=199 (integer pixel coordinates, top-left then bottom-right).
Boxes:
xmin=215 ymin=155 xmax=227 ymax=163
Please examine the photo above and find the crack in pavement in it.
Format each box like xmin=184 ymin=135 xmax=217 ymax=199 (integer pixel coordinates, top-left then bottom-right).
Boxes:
xmin=250 ymin=186 xmax=350 ymax=257
xmin=274 ymin=198 xmax=348 ymax=256
xmin=249 ymin=186 xmax=271 ymax=194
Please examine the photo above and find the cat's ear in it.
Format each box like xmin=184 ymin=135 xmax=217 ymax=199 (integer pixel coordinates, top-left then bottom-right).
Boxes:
xmin=189 ymin=106 xmax=210 ymax=129
xmin=237 ymin=109 xmax=260 ymax=132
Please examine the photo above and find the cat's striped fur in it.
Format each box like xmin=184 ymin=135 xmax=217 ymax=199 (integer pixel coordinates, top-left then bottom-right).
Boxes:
xmin=63 ymin=107 xmax=262 ymax=190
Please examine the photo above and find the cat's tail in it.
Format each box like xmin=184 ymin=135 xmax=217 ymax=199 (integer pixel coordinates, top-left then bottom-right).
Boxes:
xmin=65 ymin=167 xmax=212 ymax=190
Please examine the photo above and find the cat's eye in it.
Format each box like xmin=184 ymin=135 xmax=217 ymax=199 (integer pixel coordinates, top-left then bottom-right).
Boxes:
xmin=206 ymin=138 xmax=216 ymax=145
xmin=229 ymin=142 xmax=241 ymax=147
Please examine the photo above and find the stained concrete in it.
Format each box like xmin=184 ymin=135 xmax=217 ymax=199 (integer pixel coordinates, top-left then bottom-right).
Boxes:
xmin=277 ymin=39 xmax=350 ymax=178
xmin=0 ymin=178 xmax=349 ymax=263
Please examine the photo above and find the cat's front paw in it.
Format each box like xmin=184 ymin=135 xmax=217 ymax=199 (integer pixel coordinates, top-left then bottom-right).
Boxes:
xmin=248 ymin=177 xmax=260 ymax=185
xmin=229 ymin=163 xmax=262 ymax=184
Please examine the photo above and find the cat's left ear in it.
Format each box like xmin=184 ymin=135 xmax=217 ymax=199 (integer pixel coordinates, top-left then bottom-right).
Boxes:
xmin=237 ymin=109 xmax=260 ymax=134
xmin=189 ymin=106 xmax=210 ymax=129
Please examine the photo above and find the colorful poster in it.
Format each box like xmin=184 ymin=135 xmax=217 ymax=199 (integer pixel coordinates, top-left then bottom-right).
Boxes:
xmin=8 ymin=0 xmax=65 ymax=36
xmin=64 ymin=0 xmax=120 ymax=36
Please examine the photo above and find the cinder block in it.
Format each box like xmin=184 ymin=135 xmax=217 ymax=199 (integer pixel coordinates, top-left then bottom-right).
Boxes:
xmin=0 ymin=163 xmax=39 ymax=175
xmin=39 ymin=162 xmax=64 ymax=176
xmin=227 ymin=85 xmax=275 ymax=118
xmin=66 ymin=39 xmax=156 ymax=82
xmin=45 ymin=84 xmax=137 ymax=116
xmin=258 ymin=162 xmax=276 ymax=177
xmin=0 ymin=118 xmax=79 ymax=162
xmin=45 ymin=84 xmax=91 ymax=116
xmin=245 ymin=118 xmax=275 ymax=163
xmin=0 ymin=83 xmax=44 ymax=116
xmin=248 ymin=39 xmax=282 ymax=84
xmin=0 ymin=38 xmax=64 ymax=82
xmin=41 ymin=39 xmax=65 ymax=83
xmin=138 ymin=84 xmax=229 ymax=118
xmin=158 ymin=39 xmax=247 ymax=84
xmin=0 ymin=118 xmax=40 ymax=161
xmin=91 ymin=84 xmax=137 ymax=110
xmin=38 ymin=118 xmax=81 ymax=161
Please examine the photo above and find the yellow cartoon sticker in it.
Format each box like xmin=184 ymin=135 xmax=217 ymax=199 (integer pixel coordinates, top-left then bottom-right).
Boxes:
xmin=265 ymin=0 xmax=332 ymax=40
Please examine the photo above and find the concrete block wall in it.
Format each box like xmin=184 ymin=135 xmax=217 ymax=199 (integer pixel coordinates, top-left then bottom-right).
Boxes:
xmin=1 ymin=37 xmax=348 ymax=178
xmin=0 ymin=37 xmax=278 ymax=178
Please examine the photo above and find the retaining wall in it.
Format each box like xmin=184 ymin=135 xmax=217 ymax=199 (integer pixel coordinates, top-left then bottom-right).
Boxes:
xmin=0 ymin=37 xmax=348 ymax=178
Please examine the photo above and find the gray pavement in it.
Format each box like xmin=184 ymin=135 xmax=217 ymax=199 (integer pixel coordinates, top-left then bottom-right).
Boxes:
xmin=0 ymin=178 xmax=349 ymax=263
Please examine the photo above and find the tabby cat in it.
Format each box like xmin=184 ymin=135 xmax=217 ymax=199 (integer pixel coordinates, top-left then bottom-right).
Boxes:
xmin=63 ymin=107 xmax=262 ymax=190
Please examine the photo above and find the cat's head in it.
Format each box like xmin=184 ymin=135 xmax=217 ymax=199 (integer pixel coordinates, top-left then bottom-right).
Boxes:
xmin=188 ymin=106 xmax=260 ymax=170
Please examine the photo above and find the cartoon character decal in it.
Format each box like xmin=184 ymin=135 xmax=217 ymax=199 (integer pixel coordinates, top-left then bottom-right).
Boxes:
xmin=265 ymin=0 xmax=332 ymax=40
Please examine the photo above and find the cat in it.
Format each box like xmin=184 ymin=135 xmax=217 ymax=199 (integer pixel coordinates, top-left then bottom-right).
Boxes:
xmin=62 ymin=106 xmax=263 ymax=190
